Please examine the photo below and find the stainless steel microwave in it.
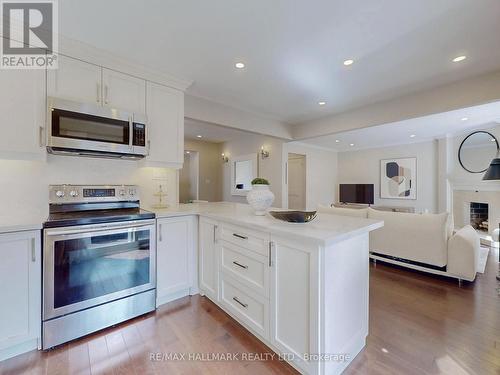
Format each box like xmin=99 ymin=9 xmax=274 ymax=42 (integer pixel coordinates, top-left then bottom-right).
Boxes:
xmin=47 ymin=97 xmax=148 ymax=159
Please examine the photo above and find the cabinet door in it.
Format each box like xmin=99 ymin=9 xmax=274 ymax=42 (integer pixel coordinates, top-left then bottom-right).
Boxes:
xmin=270 ymin=237 xmax=319 ymax=374
xmin=145 ymin=82 xmax=184 ymax=168
xmin=48 ymin=55 xmax=102 ymax=104
xmin=0 ymin=70 xmax=45 ymax=159
xmin=199 ymin=218 xmax=219 ymax=301
xmin=0 ymin=231 xmax=41 ymax=361
xmin=102 ymin=68 xmax=146 ymax=113
xmin=156 ymin=216 xmax=197 ymax=307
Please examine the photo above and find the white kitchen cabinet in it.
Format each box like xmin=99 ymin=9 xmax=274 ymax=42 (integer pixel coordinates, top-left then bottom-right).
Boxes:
xmin=156 ymin=216 xmax=198 ymax=307
xmin=0 ymin=69 xmax=45 ymax=159
xmin=0 ymin=231 xmax=41 ymax=361
xmin=102 ymin=68 xmax=146 ymax=113
xmin=269 ymin=236 xmax=320 ymax=374
xmin=199 ymin=217 xmax=219 ymax=301
xmin=144 ymin=82 xmax=184 ymax=168
xmin=49 ymin=56 xmax=147 ymax=114
xmin=48 ymin=54 xmax=102 ymax=104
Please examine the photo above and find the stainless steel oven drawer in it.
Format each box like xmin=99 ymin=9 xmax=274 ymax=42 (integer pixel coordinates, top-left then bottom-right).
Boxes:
xmin=42 ymin=289 xmax=155 ymax=349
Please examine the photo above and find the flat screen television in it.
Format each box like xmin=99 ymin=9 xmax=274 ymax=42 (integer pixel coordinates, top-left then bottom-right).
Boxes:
xmin=339 ymin=184 xmax=374 ymax=205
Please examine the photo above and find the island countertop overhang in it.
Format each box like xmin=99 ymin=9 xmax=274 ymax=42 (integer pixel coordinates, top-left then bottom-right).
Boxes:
xmin=150 ymin=202 xmax=383 ymax=247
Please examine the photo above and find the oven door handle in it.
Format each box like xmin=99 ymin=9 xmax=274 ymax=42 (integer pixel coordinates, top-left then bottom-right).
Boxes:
xmin=45 ymin=221 xmax=155 ymax=237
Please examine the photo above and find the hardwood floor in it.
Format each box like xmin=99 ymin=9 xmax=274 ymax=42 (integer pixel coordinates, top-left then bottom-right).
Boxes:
xmin=1 ymin=249 xmax=499 ymax=375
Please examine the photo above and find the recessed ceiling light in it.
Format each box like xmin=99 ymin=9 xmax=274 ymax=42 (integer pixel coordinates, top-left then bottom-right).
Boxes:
xmin=196 ymin=135 xmax=203 ymax=138
xmin=349 ymin=143 xmax=354 ymax=147
xmin=452 ymin=55 xmax=467 ymax=63
xmin=410 ymin=134 xmax=416 ymax=138
xmin=461 ymin=117 xmax=468 ymax=121
xmin=185 ymin=151 xmax=190 ymax=154
xmin=235 ymin=62 xmax=245 ymax=69
xmin=318 ymin=101 xmax=326 ymax=106
xmin=343 ymin=59 xmax=354 ymax=66
xmin=335 ymin=139 xmax=340 ymax=143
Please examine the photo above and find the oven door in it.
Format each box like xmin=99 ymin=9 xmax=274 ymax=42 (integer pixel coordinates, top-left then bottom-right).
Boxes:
xmin=43 ymin=220 xmax=156 ymax=320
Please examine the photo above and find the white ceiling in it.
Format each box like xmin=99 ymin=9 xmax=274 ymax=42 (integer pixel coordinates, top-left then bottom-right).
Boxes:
xmin=59 ymin=0 xmax=500 ymax=125
xmin=185 ymin=118 xmax=254 ymax=143
xmin=302 ymin=101 xmax=500 ymax=151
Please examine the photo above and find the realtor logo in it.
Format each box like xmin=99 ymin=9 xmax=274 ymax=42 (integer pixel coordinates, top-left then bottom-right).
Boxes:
xmin=1 ymin=0 xmax=58 ymax=69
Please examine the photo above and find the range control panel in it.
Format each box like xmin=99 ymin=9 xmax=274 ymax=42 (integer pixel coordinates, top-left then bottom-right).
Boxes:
xmin=49 ymin=185 xmax=140 ymax=204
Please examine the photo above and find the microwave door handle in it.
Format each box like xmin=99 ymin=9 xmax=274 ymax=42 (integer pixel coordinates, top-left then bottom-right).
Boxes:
xmin=129 ymin=117 xmax=134 ymax=150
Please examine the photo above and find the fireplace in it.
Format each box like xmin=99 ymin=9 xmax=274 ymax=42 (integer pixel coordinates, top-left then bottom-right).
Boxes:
xmin=470 ymin=202 xmax=488 ymax=232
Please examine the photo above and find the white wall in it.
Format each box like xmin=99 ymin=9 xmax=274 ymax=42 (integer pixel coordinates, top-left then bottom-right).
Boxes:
xmin=221 ymin=134 xmax=284 ymax=206
xmin=337 ymin=141 xmax=438 ymax=213
xmin=282 ymin=142 xmax=338 ymax=211
xmin=0 ymin=156 xmax=179 ymax=221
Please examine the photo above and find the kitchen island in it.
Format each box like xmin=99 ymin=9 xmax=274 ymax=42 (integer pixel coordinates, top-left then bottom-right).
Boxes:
xmin=151 ymin=202 xmax=383 ymax=375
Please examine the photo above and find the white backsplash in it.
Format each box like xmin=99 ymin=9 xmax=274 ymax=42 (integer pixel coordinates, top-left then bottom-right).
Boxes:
xmin=0 ymin=155 xmax=179 ymax=219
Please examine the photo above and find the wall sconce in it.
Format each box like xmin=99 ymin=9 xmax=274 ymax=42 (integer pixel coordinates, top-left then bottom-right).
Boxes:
xmin=221 ymin=153 xmax=229 ymax=163
xmin=260 ymin=146 xmax=270 ymax=159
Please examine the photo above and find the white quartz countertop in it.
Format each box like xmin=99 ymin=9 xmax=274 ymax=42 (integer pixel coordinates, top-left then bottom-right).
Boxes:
xmin=0 ymin=212 xmax=45 ymax=234
xmin=149 ymin=202 xmax=383 ymax=246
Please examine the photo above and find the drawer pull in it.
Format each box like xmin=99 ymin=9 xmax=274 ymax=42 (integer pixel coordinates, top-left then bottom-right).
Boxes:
xmin=233 ymin=296 xmax=248 ymax=308
xmin=232 ymin=261 xmax=248 ymax=269
xmin=232 ymin=233 xmax=248 ymax=240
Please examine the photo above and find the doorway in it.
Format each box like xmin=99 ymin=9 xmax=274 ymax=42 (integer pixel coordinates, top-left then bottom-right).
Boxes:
xmin=179 ymin=150 xmax=199 ymax=203
xmin=288 ymin=153 xmax=306 ymax=210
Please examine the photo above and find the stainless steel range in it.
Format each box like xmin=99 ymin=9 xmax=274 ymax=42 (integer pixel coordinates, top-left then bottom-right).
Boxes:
xmin=42 ymin=185 xmax=156 ymax=349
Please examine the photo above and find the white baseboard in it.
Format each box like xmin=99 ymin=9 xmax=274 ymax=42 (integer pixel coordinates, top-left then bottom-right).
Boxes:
xmin=156 ymin=288 xmax=194 ymax=307
xmin=0 ymin=338 xmax=38 ymax=362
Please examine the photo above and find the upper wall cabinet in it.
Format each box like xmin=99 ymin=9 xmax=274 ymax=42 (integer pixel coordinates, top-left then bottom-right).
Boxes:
xmin=102 ymin=68 xmax=146 ymax=114
xmin=48 ymin=55 xmax=146 ymax=114
xmin=0 ymin=69 xmax=45 ymax=159
xmin=144 ymin=82 xmax=184 ymax=168
xmin=48 ymin=55 xmax=102 ymax=104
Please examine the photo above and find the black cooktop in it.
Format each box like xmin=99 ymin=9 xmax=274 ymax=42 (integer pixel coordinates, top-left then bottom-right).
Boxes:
xmin=43 ymin=208 xmax=155 ymax=228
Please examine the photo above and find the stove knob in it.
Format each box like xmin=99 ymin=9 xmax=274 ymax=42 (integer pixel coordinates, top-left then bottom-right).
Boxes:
xmin=69 ymin=190 xmax=79 ymax=197
xmin=129 ymin=188 xmax=136 ymax=196
xmin=118 ymin=189 xmax=126 ymax=196
xmin=55 ymin=190 xmax=65 ymax=198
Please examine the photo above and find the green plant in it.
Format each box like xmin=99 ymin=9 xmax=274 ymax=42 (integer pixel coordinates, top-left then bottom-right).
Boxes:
xmin=251 ymin=177 xmax=270 ymax=185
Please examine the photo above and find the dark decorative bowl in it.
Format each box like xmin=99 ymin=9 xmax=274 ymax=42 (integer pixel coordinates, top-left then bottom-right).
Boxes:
xmin=269 ymin=210 xmax=317 ymax=223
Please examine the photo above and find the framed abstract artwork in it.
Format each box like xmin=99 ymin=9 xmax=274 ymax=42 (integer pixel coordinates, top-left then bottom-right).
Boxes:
xmin=380 ymin=158 xmax=416 ymax=200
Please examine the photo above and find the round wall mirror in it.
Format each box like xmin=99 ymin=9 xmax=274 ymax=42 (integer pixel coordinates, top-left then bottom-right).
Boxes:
xmin=458 ymin=131 xmax=499 ymax=173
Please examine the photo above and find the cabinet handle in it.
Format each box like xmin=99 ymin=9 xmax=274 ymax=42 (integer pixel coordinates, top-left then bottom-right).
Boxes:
xmin=96 ymin=83 xmax=100 ymax=103
xmin=213 ymin=225 xmax=218 ymax=243
xmin=232 ymin=233 xmax=248 ymax=240
xmin=158 ymin=224 xmax=162 ymax=242
xmin=233 ymin=296 xmax=248 ymax=308
xmin=232 ymin=261 xmax=248 ymax=269
xmin=268 ymin=241 xmax=273 ymax=267
xmin=39 ymin=126 xmax=44 ymax=147
xmin=31 ymin=238 xmax=36 ymax=262
xmin=104 ymin=85 xmax=109 ymax=104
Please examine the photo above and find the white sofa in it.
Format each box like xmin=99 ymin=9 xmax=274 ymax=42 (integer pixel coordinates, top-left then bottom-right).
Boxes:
xmin=318 ymin=205 xmax=480 ymax=281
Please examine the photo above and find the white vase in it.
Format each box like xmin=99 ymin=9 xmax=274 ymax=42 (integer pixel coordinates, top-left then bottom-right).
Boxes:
xmin=246 ymin=184 xmax=275 ymax=215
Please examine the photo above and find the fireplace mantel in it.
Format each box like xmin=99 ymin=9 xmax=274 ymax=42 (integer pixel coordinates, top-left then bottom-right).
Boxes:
xmin=450 ymin=180 xmax=500 ymax=192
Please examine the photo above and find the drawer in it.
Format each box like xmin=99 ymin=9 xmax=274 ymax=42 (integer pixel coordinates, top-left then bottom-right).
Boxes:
xmin=221 ymin=242 xmax=269 ymax=297
xmin=220 ymin=276 xmax=269 ymax=339
xmin=221 ymin=223 xmax=270 ymax=257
